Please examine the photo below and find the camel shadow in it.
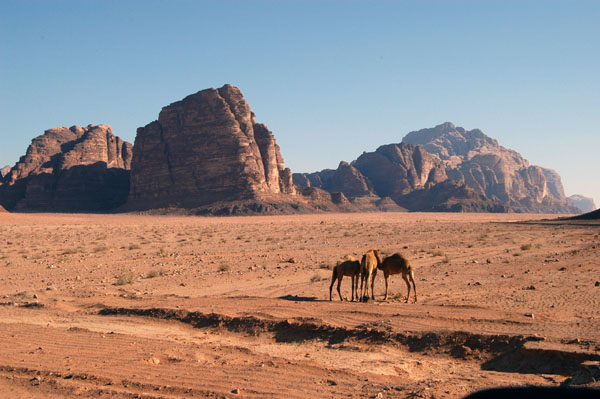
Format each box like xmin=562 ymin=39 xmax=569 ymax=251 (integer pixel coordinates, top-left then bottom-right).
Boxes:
xmin=278 ymin=295 xmax=320 ymax=302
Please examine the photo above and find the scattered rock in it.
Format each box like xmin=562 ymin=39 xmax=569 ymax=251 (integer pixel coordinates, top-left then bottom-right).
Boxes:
xmin=525 ymin=313 xmax=535 ymax=318
xmin=595 ymin=281 xmax=599 ymax=287
xmin=232 ymin=388 xmax=241 ymax=394
xmin=526 ymin=285 xmax=536 ymax=290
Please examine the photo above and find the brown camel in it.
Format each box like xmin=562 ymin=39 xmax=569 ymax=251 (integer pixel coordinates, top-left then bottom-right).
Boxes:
xmin=329 ymin=256 xmax=361 ymax=301
xmin=360 ymin=249 xmax=382 ymax=301
xmin=378 ymin=253 xmax=417 ymax=303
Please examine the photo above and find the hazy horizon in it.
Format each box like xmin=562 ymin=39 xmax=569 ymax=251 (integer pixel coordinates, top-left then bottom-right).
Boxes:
xmin=1 ymin=1 xmax=598 ymax=207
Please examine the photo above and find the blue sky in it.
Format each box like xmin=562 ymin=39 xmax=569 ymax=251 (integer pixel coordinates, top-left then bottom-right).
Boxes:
xmin=1 ymin=0 xmax=598 ymax=206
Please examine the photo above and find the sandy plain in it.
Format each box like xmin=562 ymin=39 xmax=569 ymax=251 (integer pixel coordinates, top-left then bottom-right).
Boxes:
xmin=0 ymin=211 xmax=599 ymax=398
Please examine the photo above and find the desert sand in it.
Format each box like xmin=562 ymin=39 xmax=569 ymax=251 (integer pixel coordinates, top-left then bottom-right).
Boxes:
xmin=0 ymin=212 xmax=599 ymax=398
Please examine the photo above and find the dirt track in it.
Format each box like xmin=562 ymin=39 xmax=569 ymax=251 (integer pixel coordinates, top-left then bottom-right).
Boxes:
xmin=1 ymin=212 xmax=599 ymax=398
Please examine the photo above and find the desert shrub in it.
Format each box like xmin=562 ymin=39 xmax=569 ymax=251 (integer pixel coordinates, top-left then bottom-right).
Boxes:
xmin=146 ymin=268 xmax=165 ymax=278
xmin=432 ymin=250 xmax=444 ymax=257
xmin=93 ymin=245 xmax=108 ymax=253
xmin=310 ymin=273 xmax=325 ymax=283
xmin=520 ymin=243 xmax=532 ymax=251
xmin=115 ymin=270 xmax=136 ymax=285
xmin=129 ymin=243 xmax=141 ymax=250
xmin=319 ymin=263 xmax=332 ymax=270
xmin=218 ymin=264 xmax=230 ymax=272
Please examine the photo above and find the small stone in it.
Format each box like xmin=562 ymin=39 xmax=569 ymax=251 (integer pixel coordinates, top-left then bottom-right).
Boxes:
xmin=525 ymin=313 xmax=534 ymax=318
xmin=486 ymin=259 xmax=491 ymax=264
xmin=559 ymin=266 xmax=567 ymax=271
xmin=526 ymin=285 xmax=536 ymax=290
xmin=327 ymin=379 xmax=337 ymax=386
xmin=150 ymin=357 xmax=160 ymax=365
xmin=232 ymin=388 xmax=241 ymax=394
xmin=595 ymin=281 xmax=600 ymax=287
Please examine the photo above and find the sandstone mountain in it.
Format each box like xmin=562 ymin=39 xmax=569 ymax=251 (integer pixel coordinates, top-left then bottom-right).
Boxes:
xmin=0 ymin=165 xmax=10 ymax=178
xmin=126 ymin=84 xmax=296 ymax=211
xmin=0 ymin=125 xmax=132 ymax=212
xmin=566 ymin=195 xmax=596 ymax=213
xmin=294 ymin=123 xmax=576 ymax=213
xmin=402 ymin=123 xmax=574 ymax=213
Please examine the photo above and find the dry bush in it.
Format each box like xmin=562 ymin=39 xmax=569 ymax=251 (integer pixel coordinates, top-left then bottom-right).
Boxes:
xmin=115 ymin=271 xmax=136 ymax=285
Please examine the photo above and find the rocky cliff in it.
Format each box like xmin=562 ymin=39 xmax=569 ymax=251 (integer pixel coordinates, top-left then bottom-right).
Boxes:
xmin=294 ymin=122 xmax=577 ymax=213
xmin=126 ymin=84 xmax=296 ymax=211
xmin=0 ymin=165 xmax=10 ymax=179
xmin=402 ymin=123 xmax=575 ymax=213
xmin=0 ymin=125 xmax=132 ymax=211
xmin=567 ymin=195 xmax=596 ymax=213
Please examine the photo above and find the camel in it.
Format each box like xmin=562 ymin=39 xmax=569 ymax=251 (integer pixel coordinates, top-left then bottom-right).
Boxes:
xmin=329 ymin=256 xmax=361 ymax=301
xmin=360 ymin=249 xmax=381 ymax=301
xmin=378 ymin=253 xmax=417 ymax=303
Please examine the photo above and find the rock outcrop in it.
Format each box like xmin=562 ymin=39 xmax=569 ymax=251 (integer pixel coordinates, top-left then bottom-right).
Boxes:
xmin=294 ymin=122 xmax=577 ymax=213
xmin=293 ymin=161 xmax=373 ymax=198
xmin=402 ymin=123 xmax=575 ymax=213
xmin=126 ymin=84 xmax=295 ymax=211
xmin=0 ymin=125 xmax=132 ymax=211
xmin=0 ymin=165 xmax=10 ymax=179
xmin=567 ymin=195 xmax=596 ymax=213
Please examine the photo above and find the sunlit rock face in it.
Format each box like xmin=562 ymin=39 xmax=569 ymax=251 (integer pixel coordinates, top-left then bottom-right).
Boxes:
xmin=0 ymin=124 xmax=132 ymax=211
xmin=402 ymin=122 xmax=576 ymax=213
xmin=127 ymin=84 xmax=295 ymax=211
xmin=295 ymin=122 xmax=577 ymax=213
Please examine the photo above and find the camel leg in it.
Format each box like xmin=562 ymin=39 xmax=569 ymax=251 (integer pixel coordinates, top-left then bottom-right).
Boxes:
xmin=384 ymin=273 xmax=390 ymax=301
xmin=370 ymin=269 xmax=377 ymax=300
xmin=362 ymin=271 xmax=369 ymax=301
xmin=337 ymin=275 xmax=344 ymax=301
xmin=410 ymin=271 xmax=417 ymax=303
xmin=361 ymin=271 xmax=368 ymax=302
xmin=351 ymin=275 xmax=356 ymax=302
xmin=329 ymin=270 xmax=336 ymax=301
xmin=402 ymin=273 xmax=411 ymax=303
xmin=359 ymin=272 xmax=364 ymax=301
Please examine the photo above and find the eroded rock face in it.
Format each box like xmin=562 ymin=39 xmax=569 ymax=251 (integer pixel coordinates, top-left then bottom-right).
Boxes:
xmin=567 ymin=195 xmax=596 ymax=213
xmin=0 ymin=125 xmax=132 ymax=211
xmin=293 ymin=161 xmax=372 ymax=198
xmin=402 ymin=123 xmax=576 ymax=213
xmin=0 ymin=165 xmax=10 ymax=179
xmin=294 ymin=122 xmax=576 ymax=213
xmin=353 ymin=143 xmax=447 ymax=202
xmin=127 ymin=84 xmax=294 ymax=211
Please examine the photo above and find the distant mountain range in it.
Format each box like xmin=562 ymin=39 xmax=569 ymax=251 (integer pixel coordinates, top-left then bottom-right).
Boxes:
xmin=0 ymin=85 xmax=592 ymax=214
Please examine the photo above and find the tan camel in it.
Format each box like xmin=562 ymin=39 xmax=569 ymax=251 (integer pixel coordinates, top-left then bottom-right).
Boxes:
xmin=329 ymin=256 xmax=361 ymax=301
xmin=360 ymin=249 xmax=381 ymax=301
xmin=378 ymin=253 xmax=417 ymax=303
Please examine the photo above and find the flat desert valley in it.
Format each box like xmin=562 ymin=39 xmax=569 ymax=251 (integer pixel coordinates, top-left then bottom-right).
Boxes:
xmin=1 ymin=212 xmax=599 ymax=398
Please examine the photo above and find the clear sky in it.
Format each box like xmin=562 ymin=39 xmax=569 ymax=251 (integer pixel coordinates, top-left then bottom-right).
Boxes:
xmin=1 ymin=0 xmax=598 ymax=206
